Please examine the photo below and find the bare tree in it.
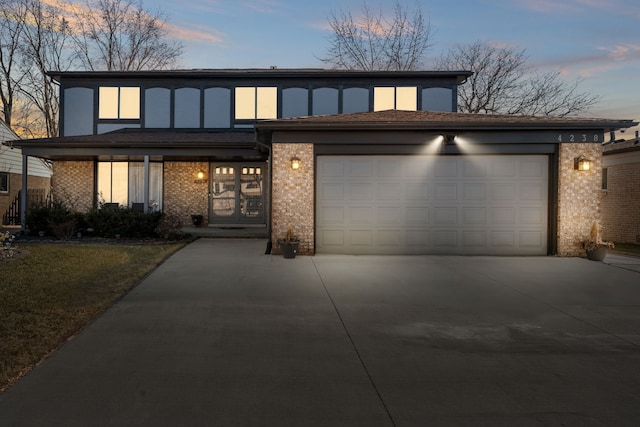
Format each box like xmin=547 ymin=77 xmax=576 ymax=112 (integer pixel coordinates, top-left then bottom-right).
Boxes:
xmin=436 ymin=40 xmax=600 ymax=116
xmin=321 ymin=0 xmax=433 ymax=71
xmin=0 ymin=0 xmax=28 ymax=127
xmin=17 ymin=0 xmax=75 ymax=137
xmin=70 ymin=0 xmax=183 ymax=71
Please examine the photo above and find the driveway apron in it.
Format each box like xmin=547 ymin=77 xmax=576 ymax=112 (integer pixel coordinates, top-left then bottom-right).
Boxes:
xmin=1 ymin=239 xmax=640 ymax=426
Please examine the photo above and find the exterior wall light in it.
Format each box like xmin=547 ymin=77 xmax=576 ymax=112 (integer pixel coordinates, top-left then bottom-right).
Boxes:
xmin=443 ymin=134 xmax=456 ymax=145
xmin=194 ymin=170 xmax=207 ymax=183
xmin=574 ymin=157 xmax=591 ymax=171
xmin=291 ymin=157 xmax=301 ymax=170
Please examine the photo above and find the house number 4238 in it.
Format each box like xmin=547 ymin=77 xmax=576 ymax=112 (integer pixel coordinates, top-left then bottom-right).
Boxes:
xmin=557 ymin=133 xmax=599 ymax=142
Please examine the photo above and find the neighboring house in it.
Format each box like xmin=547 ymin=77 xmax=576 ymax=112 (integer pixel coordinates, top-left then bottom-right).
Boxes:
xmin=602 ymin=132 xmax=640 ymax=244
xmin=0 ymin=120 xmax=52 ymax=226
xmin=10 ymin=69 xmax=637 ymax=256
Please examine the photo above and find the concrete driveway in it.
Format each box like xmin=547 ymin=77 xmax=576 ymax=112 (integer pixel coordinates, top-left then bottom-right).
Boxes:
xmin=1 ymin=239 xmax=640 ymax=426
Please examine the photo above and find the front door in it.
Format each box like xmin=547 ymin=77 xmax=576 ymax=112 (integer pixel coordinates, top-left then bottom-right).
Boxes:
xmin=209 ymin=162 xmax=266 ymax=224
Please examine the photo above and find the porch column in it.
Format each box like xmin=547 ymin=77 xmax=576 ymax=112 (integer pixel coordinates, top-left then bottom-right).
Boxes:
xmin=20 ymin=154 xmax=28 ymax=231
xmin=143 ymin=155 xmax=150 ymax=213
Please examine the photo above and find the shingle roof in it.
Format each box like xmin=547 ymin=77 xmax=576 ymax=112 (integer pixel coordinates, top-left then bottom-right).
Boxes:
xmin=9 ymin=129 xmax=256 ymax=147
xmin=256 ymin=110 xmax=637 ymax=132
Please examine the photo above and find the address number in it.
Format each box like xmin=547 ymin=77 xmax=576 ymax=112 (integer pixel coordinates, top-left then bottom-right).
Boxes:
xmin=557 ymin=133 xmax=599 ymax=143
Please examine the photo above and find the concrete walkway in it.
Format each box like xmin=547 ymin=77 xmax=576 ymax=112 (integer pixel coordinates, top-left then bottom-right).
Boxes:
xmin=1 ymin=239 xmax=640 ymax=426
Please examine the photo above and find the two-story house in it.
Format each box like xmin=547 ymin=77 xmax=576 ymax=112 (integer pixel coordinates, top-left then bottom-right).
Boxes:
xmin=11 ymin=68 xmax=637 ymax=256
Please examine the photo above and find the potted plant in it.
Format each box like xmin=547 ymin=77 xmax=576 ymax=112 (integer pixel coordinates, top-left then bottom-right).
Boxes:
xmin=582 ymin=221 xmax=614 ymax=261
xmin=190 ymin=214 xmax=204 ymax=227
xmin=278 ymin=226 xmax=300 ymax=259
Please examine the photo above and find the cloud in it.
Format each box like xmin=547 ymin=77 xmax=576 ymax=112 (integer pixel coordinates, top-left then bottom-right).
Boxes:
xmin=602 ymin=43 xmax=640 ymax=61
xmin=168 ymin=23 xmax=224 ymax=45
xmin=242 ymin=0 xmax=283 ymax=15
xmin=512 ymin=0 xmax=631 ymax=14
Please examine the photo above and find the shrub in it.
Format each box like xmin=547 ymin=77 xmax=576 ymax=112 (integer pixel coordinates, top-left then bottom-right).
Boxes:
xmin=154 ymin=214 xmax=185 ymax=240
xmin=84 ymin=206 xmax=163 ymax=238
xmin=26 ymin=201 xmax=76 ymax=237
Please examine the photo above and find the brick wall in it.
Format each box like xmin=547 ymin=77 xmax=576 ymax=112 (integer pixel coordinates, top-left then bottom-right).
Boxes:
xmin=601 ymin=160 xmax=640 ymax=244
xmin=52 ymin=161 xmax=94 ymax=212
xmin=0 ymin=174 xmax=51 ymax=224
xmin=163 ymin=161 xmax=209 ymax=226
xmin=556 ymin=143 xmax=603 ymax=256
xmin=271 ymin=143 xmax=314 ymax=255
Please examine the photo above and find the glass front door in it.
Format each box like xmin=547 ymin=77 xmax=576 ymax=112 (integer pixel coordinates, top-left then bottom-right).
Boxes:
xmin=210 ymin=163 xmax=265 ymax=224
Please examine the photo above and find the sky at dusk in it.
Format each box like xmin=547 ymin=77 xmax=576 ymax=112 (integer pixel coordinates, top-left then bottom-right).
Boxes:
xmin=112 ymin=0 xmax=640 ymax=132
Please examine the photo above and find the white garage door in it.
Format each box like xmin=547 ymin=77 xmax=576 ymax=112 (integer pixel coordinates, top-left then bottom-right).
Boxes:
xmin=316 ymin=155 xmax=548 ymax=255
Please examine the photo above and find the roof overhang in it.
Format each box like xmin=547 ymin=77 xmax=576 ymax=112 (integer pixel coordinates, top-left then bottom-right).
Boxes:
xmin=255 ymin=110 xmax=638 ymax=145
xmin=6 ymin=130 xmax=266 ymax=161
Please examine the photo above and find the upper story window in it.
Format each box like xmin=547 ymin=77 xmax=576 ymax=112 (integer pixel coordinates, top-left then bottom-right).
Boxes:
xmin=374 ymin=86 xmax=417 ymax=111
xmin=99 ymin=87 xmax=140 ymax=120
xmin=235 ymin=87 xmax=277 ymax=120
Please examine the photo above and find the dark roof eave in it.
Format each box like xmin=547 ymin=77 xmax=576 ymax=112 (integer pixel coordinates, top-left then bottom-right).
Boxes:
xmin=47 ymin=69 xmax=473 ymax=84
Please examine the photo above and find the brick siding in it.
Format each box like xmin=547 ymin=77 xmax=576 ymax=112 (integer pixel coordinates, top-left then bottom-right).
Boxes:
xmin=52 ymin=161 xmax=94 ymax=212
xmin=556 ymin=143 xmax=603 ymax=256
xmin=601 ymin=160 xmax=640 ymax=244
xmin=0 ymin=174 xmax=51 ymax=224
xmin=163 ymin=161 xmax=210 ymax=226
xmin=271 ymin=143 xmax=314 ymax=255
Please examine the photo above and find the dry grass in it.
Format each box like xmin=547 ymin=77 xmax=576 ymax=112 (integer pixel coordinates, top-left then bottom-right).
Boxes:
xmin=0 ymin=242 xmax=185 ymax=392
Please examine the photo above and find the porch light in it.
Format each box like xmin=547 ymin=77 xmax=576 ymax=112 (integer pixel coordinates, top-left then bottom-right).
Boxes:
xmin=196 ymin=170 xmax=206 ymax=180
xmin=574 ymin=157 xmax=591 ymax=171
xmin=291 ymin=157 xmax=301 ymax=170
xmin=443 ymin=134 xmax=456 ymax=145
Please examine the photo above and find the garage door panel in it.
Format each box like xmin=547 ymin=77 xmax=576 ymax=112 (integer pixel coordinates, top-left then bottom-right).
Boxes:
xmin=463 ymin=159 xmax=488 ymax=177
xmin=519 ymin=182 xmax=545 ymax=200
xmin=350 ymin=159 xmax=373 ymax=177
xmin=492 ymin=159 xmax=516 ymax=177
xmin=320 ymin=158 xmax=345 ymax=176
xmin=406 ymin=182 xmax=429 ymax=200
xmin=349 ymin=207 xmax=372 ymax=224
xmin=406 ymin=207 xmax=429 ymax=224
xmin=463 ymin=183 xmax=486 ymax=200
xmin=378 ymin=207 xmax=401 ymax=224
xmin=377 ymin=158 xmax=402 ymax=177
xmin=319 ymin=183 xmax=344 ymax=200
xmin=377 ymin=183 xmax=401 ymax=200
xmin=463 ymin=207 xmax=486 ymax=224
xmin=492 ymin=183 xmax=516 ymax=200
xmin=348 ymin=183 xmax=373 ymax=200
xmin=435 ymin=183 xmax=458 ymax=200
xmin=317 ymin=155 xmax=548 ymax=255
xmin=319 ymin=206 xmax=344 ymax=224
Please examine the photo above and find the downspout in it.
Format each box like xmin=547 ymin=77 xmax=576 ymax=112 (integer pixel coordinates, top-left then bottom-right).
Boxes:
xmin=256 ymin=138 xmax=272 ymax=254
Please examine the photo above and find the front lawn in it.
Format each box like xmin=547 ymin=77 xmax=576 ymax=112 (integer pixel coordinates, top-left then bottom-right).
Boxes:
xmin=0 ymin=242 xmax=185 ymax=392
